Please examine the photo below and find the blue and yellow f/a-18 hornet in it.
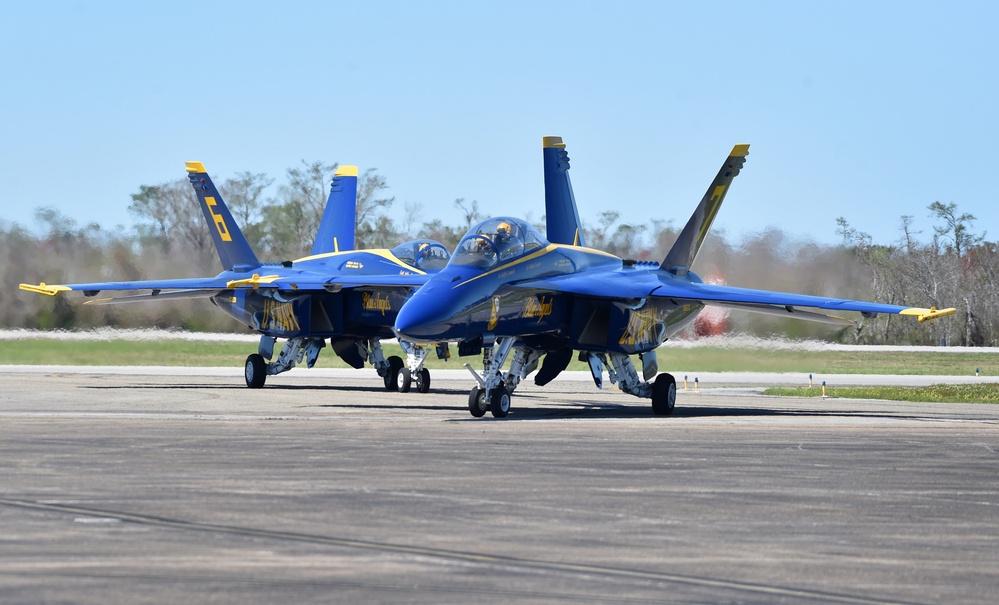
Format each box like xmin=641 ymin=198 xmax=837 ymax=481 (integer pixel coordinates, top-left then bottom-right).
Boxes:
xmin=21 ymin=162 xmax=451 ymax=391
xmin=394 ymin=138 xmax=957 ymax=418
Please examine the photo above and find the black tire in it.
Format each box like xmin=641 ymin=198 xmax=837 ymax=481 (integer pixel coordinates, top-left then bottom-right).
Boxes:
xmin=417 ymin=368 xmax=431 ymax=393
xmin=245 ymin=354 xmax=266 ymax=389
xmin=489 ymin=385 xmax=511 ymax=418
xmin=651 ymin=373 xmax=677 ymax=416
xmin=468 ymin=387 xmax=487 ymax=417
xmin=397 ymin=367 xmax=413 ymax=393
xmin=383 ymin=356 xmax=403 ymax=391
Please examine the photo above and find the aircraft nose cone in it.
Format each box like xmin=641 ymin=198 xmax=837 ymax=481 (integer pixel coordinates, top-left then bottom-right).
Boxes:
xmin=395 ymin=293 xmax=446 ymax=342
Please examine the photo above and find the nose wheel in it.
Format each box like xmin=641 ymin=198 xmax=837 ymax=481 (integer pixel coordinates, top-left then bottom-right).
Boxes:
xmin=468 ymin=387 xmax=487 ymax=417
xmin=397 ymin=367 xmax=432 ymax=393
xmin=467 ymin=384 xmax=511 ymax=418
xmin=489 ymin=385 xmax=511 ymax=418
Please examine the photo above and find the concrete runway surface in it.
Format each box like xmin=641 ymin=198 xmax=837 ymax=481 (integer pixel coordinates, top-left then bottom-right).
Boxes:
xmin=0 ymin=366 xmax=997 ymax=604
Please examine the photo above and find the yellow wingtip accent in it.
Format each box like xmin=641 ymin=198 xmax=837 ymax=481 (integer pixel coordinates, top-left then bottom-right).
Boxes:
xmin=543 ymin=136 xmax=566 ymax=149
xmin=900 ymin=306 xmax=957 ymax=323
xmin=185 ymin=161 xmax=207 ymax=173
xmin=19 ymin=283 xmax=71 ymax=296
xmin=225 ymin=274 xmax=281 ymax=289
xmin=335 ymin=165 xmax=359 ymax=177
xmin=731 ymin=144 xmax=750 ymax=157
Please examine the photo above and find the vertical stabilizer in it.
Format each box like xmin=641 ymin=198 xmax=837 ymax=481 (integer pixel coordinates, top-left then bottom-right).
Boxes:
xmin=661 ymin=144 xmax=749 ymax=275
xmin=312 ymin=165 xmax=358 ymax=255
xmin=185 ymin=162 xmax=262 ymax=272
xmin=543 ymin=136 xmax=586 ymax=246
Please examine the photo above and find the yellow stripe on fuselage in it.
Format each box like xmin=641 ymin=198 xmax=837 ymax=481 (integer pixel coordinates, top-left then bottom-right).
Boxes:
xmin=292 ymin=249 xmax=426 ymax=274
xmin=456 ymin=244 xmax=620 ymax=288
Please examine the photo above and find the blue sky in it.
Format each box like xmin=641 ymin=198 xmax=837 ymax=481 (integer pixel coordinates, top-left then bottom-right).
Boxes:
xmin=2 ymin=1 xmax=996 ymax=246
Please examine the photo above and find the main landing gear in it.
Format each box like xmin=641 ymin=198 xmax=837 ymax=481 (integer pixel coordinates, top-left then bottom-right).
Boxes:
xmin=244 ymin=336 xmax=325 ymax=388
xmin=586 ymin=351 xmax=676 ymax=416
xmin=243 ymin=336 xmax=434 ymax=392
xmin=460 ymin=341 xmax=678 ymax=418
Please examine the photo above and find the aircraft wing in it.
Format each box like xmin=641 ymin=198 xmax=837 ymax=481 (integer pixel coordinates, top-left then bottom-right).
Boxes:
xmin=20 ymin=277 xmax=233 ymax=297
xmin=512 ymin=271 xmax=955 ymax=324
xmin=654 ymin=280 xmax=955 ymax=323
xmin=21 ymin=271 xmax=430 ymax=301
xmin=224 ymin=273 xmax=431 ymax=291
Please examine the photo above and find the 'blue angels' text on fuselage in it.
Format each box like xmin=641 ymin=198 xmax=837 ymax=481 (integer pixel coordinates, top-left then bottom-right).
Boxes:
xmin=207 ymin=240 xmax=451 ymax=341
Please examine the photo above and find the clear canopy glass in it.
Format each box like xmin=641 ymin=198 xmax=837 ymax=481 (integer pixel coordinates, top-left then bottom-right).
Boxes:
xmin=390 ymin=239 xmax=452 ymax=272
xmin=451 ymin=217 xmax=548 ymax=268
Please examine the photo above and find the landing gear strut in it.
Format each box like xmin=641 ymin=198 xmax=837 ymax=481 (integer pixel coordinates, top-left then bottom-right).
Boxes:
xmin=585 ymin=350 xmax=677 ymax=416
xmin=398 ymin=340 xmax=432 ymax=393
xmin=463 ymin=337 xmax=531 ymax=418
xmin=244 ymin=336 xmax=325 ymax=388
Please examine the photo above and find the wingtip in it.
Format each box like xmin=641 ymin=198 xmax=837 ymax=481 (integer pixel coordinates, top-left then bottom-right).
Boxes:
xmin=185 ymin=161 xmax=207 ymax=173
xmin=731 ymin=144 xmax=750 ymax=157
xmin=334 ymin=165 xmax=359 ymax=177
xmin=900 ymin=306 xmax=958 ymax=323
xmin=19 ymin=282 xmax=71 ymax=296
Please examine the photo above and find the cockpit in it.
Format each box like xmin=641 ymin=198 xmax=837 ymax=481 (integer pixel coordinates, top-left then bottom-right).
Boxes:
xmin=390 ymin=239 xmax=452 ymax=272
xmin=451 ymin=217 xmax=549 ymax=269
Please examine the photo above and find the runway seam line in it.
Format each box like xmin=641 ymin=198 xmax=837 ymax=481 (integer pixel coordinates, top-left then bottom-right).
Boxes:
xmin=0 ymin=497 xmax=921 ymax=605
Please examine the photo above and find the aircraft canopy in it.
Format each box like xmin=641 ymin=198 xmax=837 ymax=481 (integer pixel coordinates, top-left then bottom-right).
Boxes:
xmin=389 ymin=239 xmax=452 ymax=272
xmin=451 ymin=217 xmax=548 ymax=269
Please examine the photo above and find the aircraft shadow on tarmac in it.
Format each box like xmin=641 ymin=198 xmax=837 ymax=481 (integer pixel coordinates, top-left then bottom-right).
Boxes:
xmin=81 ymin=385 xmax=933 ymax=421
xmin=83 ymin=383 xmax=472 ymax=396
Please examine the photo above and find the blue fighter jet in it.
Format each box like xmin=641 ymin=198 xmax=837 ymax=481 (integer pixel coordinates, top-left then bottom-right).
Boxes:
xmin=394 ymin=138 xmax=956 ymax=418
xmin=21 ymin=162 xmax=451 ymax=391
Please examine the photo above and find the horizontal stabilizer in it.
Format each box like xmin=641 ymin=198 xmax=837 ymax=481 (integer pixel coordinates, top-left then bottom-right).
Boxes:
xmin=699 ymin=300 xmax=857 ymax=326
xmin=81 ymin=289 xmax=224 ymax=305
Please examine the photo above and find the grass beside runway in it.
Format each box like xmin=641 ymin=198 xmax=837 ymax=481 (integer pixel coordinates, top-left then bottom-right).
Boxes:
xmin=763 ymin=383 xmax=999 ymax=403
xmin=1 ymin=336 xmax=996 ymax=376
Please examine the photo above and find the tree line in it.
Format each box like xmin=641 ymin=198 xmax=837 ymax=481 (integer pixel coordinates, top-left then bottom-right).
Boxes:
xmin=4 ymin=160 xmax=994 ymax=346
